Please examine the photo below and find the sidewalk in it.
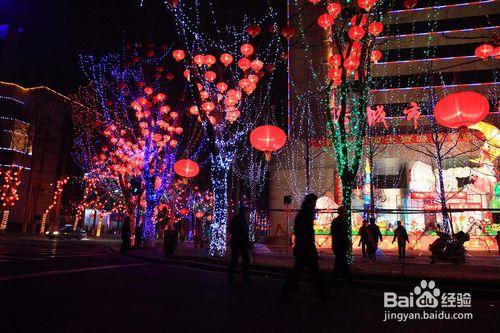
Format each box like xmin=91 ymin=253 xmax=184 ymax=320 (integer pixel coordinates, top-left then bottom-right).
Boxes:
xmin=112 ymin=241 xmax=500 ymax=285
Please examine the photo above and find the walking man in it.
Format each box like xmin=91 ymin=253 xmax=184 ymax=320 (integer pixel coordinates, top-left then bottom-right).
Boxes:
xmin=358 ymin=219 xmax=368 ymax=258
xmin=331 ymin=206 xmax=351 ymax=284
xmin=282 ymin=194 xmax=329 ymax=301
xmin=228 ymin=206 xmax=250 ymax=284
xmin=367 ymin=218 xmax=383 ymax=262
xmin=392 ymin=221 xmax=409 ymax=260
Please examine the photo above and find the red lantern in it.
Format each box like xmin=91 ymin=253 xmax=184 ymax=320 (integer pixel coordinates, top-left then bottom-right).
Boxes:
xmin=348 ymin=26 xmax=365 ymax=40
xmin=358 ymin=0 xmax=376 ymax=11
xmin=327 ymin=3 xmax=342 ymax=17
xmin=329 ymin=54 xmax=342 ymax=68
xmin=308 ymin=0 xmax=321 ymax=4
xmin=250 ymin=125 xmax=287 ymax=161
xmin=240 ymin=44 xmax=254 ymax=57
xmin=251 ymin=59 xmax=264 ymax=72
xmin=403 ymin=0 xmax=417 ymax=9
xmin=179 ymin=208 xmax=189 ymax=216
xmin=204 ymin=54 xmax=216 ymax=67
xmin=202 ymin=102 xmax=215 ymax=112
xmin=370 ymin=50 xmax=382 ymax=63
xmin=368 ymin=22 xmax=383 ymax=36
xmin=174 ymin=159 xmax=200 ymax=178
xmin=193 ymin=54 xmax=205 ymax=66
xmin=220 ymin=53 xmax=234 ymax=66
xmin=475 ymin=44 xmax=494 ymax=59
xmin=343 ymin=56 xmax=359 ymax=73
xmin=204 ymin=71 xmax=217 ymax=82
xmin=433 ymin=91 xmax=489 ymax=130
xmin=317 ymin=14 xmax=334 ymax=30
xmin=172 ymin=50 xmax=185 ymax=61
xmin=238 ymin=58 xmax=252 ymax=71
xmin=492 ymin=46 xmax=500 ymax=59
xmin=216 ymin=82 xmax=228 ymax=93
xmin=281 ymin=26 xmax=296 ymax=39
xmin=247 ymin=24 xmax=261 ymax=38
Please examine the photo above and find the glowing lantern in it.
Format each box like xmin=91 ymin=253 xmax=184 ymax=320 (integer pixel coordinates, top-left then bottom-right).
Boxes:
xmin=247 ymin=74 xmax=259 ymax=84
xmin=131 ymin=101 xmax=142 ymax=111
xmin=189 ymin=106 xmax=199 ymax=115
xmin=251 ymin=59 xmax=264 ymax=72
xmin=175 ymin=127 xmax=183 ymax=134
xmin=358 ymin=0 xmax=376 ymax=11
xmin=172 ymin=49 xmax=185 ymax=61
xmin=327 ymin=3 xmax=342 ymax=17
xmin=202 ymin=101 xmax=215 ymax=112
xmin=475 ymin=44 xmax=494 ymax=59
xmin=281 ymin=27 xmax=296 ymax=39
xmin=183 ymin=69 xmax=190 ymax=81
xmin=433 ymin=91 xmax=489 ymax=130
xmin=169 ymin=140 xmax=178 ymax=147
xmin=170 ymin=112 xmax=178 ymax=119
xmin=240 ymin=44 xmax=254 ymax=57
xmin=238 ymin=78 xmax=251 ymax=89
xmin=195 ymin=211 xmax=204 ymax=218
xmin=403 ymin=0 xmax=417 ymax=9
xmin=343 ymin=56 xmax=359 ymax=73
xmin=368 ymin=22 xmax=383 ymax=36
xmin=204 ymin=54 xmax=216 ymax=67
xmin=247 ymin=24 xmax=261 ymax=38
xmin=308 ymin=0 xmax=321 ymax=4
xmin=217 ymin=82 xmax=228 ymax=93
xmin=329 ymin=54 xmax=342 ymax=68
xmin=205 ymin=71 xmax=217 ymax=82
xmin=317 ymin=14 xmax=334 ymax=30
xmin=348 ymin=26 xmax=365 ymax=40
xmin=224 ymin=95 xmax=238 ymax=107
xmin=220 ymin=53 xmax=234 ymax=66
xmin=144 ymin=87 xmax=153 ymax=95
xmin=370 ymin=50 xmax=382 ymax=63
xmin=328 ymin=67 xmax=342 ymax=80
xmin=238 ymin=57 xmax=252 ymax=71
xmin=227 ymin=89 xmax=242 ymax=100
xmin=250 ymin=125 xmax=287 ymax=161
xmin=200 ymin=90 xmax=209 ymax=100
xmin=160 ymin=105 xmax=171 ymax=114
xmin=179 ymin=208 xmax=190 ymax=216
xmin=166 ymin=73 xmax=175 ymax=81
xmin=193 ymin=54 xmax=205 ymax=67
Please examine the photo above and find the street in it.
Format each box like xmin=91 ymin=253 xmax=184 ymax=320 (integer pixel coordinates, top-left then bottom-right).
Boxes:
xmin=1 ymin=237 xmax=499 ymax=333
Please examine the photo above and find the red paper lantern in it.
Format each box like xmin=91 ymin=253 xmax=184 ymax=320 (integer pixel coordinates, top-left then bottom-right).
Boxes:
xmin=281 ymin=26 xmax=296 ymax=39
xmin=403 ymin=0 xmax=417 ymax=9
xmin=204 ymin=54 xmax=216 ymax=67
xmin=250 ymin=125 xmax=287 ymax=161
xmin=179 ymin=208 xmax=189 ymax=216
xmin=172 ymin=49 xmax=185 ymax=61
xmin=247 ymin=24 xmax=261 ymax=38
xmin=251 ymin=59 xmax=264 ymax=72
xmin=327 ymin=3 xmax=342 ymax=17
xmin=370 ymin=50 xmax=382 ymax=63
xmin=220 ymin=53 xmax=234 ymax=66
xmin=358 ymin=0 xmax=376 ymax=11
xmin=174 ymin=159 xmax=200 ymax=178
xmin=368 ymin=22 xmax=384 ymax=36
xmin=348 ymin=26 xmax=365 ymax=40
xmin=204 ymin=71 xmax=217 ymax=82
xmin=308 ymin=0 xmax=321 ymax=4
xmin=433 ymin=91 xmax=489 ymax=129
xmin=216 ymin=82 xmax=228 ymax=93
xmin=240 ymin=44 xmax=254 ymax=57
xmin=193 ymin=54 xmax=205 ymax=66
xmin=475 ymin=44 xmax=494 ymax=59
xmin=238 ymin=57 xmax=252 ymax=71
xmin=317 ymin=14 xmax=334 ymax=30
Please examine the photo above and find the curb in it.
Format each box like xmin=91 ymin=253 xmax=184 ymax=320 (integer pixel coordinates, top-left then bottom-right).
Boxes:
xmin=109 ymin=245 xmax=500 ymax=296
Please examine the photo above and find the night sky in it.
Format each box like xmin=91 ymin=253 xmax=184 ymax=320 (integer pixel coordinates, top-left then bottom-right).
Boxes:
xmin=0 ymin=0 xmax=179 ymax=94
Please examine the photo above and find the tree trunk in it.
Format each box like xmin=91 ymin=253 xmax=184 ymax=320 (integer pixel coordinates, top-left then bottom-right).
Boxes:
xmin=209 ymin=164 xmax=229 ymax=257
xmin=341 ymin=175 xmax=354 ymax=264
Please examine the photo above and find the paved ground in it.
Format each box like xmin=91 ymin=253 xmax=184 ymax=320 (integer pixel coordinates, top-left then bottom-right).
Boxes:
xmin=1 ymin=236 xmax=499 ymax=333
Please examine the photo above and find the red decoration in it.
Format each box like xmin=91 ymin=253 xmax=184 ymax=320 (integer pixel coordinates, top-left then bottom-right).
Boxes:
xmin=348 ymin=26 xmax=365 ymax=40
xmin=247 ymin=24 xmax=261 ymax=38
xmin=238 ymin=58 xmax=252 ymax=71
xmin=220 ymin=53 xmax=234 ymax=66
xmin=433 ymin=91 xmax=489 ymax=129
xmin=403 ymin=0 xmax=418 ymax=9
xmin=281 ymin=27 xmax=296 ymax=39
xmin=317 ymin=14 xmax=334 ymax=30
xmin=308 ymin=0 xmax=321 ymax=4
xmin=250 ymin=125 xmax=287 ymax=161
xmin=172 ymin=50 xmax=185 ymax=61
xmin=204 ymin=54 xmax=216 ymax=67
xmin=174 ymin=159 xmax=200 ymax=178
xmin=193 ymin=54 xmax=205 ymax=66
xmin=475 ymin=44 xmax=494 ymax=59
xmin=251 ymin=59 xmax=264 ymax=72
xmin=358 ymin=0 xmax=376 ymax=11
xmin=368 ymin=22 xmax=383 ymax=36
xmin=370 ymin=50 xmax=382 ymax=63
xmin=240 ymin=44 xmax=254 ymax=57
xmin=327 ymin=3 xmax=342 ymax=17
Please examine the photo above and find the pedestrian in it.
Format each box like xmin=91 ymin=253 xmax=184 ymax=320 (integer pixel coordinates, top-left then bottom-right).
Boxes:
xmin=358 ymin=219 xmax=368 ymax=258
xmin=120 ymin=217 xmax=131 ymax=253
xmin=495 ymin=231 xmax=500 ymax=255
xmin=282 ymin=194 xmax=329 ymax=302
xmin=228 ymin=206 xmax=250 ymax=284
xmin=331 ymin=206 xmax=351 ymax=284
xmin=392 ymin=221 xmax=409 ymax=260
xmin=194 ymin=218 xmax=204 ymax=249
xmin=135 ymin=222 xmax=143 ymax=248
xmin=366 ymin=218 xmax=382 ymax=262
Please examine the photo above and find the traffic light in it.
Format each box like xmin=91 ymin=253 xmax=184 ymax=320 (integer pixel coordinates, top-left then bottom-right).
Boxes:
xmin=129 ymin=177 xmax=142 ymax=196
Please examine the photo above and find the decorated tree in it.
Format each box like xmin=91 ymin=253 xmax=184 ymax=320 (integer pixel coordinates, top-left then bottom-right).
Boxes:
xmin=168 ymin=1 xmax=283 ymax=256
xmin=73 ymin=42 xmax=184 ymax=246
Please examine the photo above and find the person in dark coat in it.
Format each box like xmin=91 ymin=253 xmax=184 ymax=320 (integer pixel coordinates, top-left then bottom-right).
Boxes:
xmin=228 ymin=206 xmax=250 ymax=284
xmin=392 ymin=221 xmax=409 ymax=260
xmin=358 ymin=220 xmax=369 ymax=258
xmin=120 ymin=217 xmax=131 ymax=252
xmin=282 ymin=194 xmax=329 ymax=301
xmin=331 ymin=206 xmax=351 ymax=282
xmin=366 ymin=218 xmax=383 ymax=262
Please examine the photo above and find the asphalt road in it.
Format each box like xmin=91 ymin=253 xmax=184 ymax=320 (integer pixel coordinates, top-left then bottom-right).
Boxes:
xmin=0 ymin=237 xmax=498 ymax=333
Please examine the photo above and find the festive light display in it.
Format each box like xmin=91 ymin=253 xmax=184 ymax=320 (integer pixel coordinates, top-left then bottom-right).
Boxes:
xmin=0 ymin=166 xmax=22 ymax=231
xmin=168 ymin=0 xmax=282 ymax=256
xmin=39 ymin=177 xmax=68 ymax=235
xmin=250 ymin=125 xmax=287 ymax=161
xmin=433 ymin=91 xmax=489 ymax=129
